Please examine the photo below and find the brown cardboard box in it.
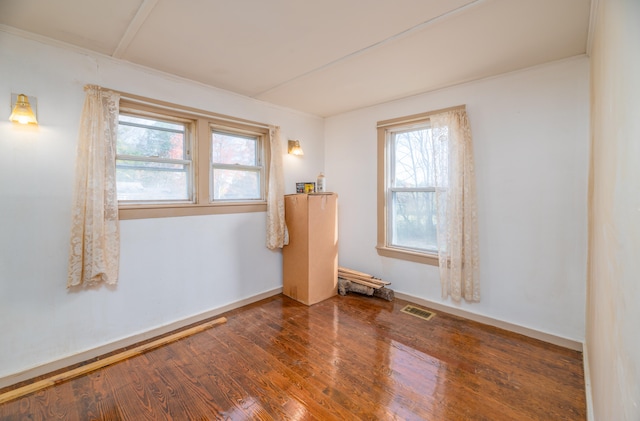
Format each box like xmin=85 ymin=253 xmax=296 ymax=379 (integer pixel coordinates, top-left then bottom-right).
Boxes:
xmin=283 ymin=193 xmax=338 ymax=305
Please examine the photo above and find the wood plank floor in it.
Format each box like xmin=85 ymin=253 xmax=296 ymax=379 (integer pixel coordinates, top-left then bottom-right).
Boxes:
xmin=0 ymin=294 xmax=586 ymax=420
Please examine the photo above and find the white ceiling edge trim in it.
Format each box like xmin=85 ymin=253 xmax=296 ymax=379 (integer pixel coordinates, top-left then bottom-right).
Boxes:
xmin=254 ymin=0 xmax=486 ymax=98
xmin=0 ymin=24 xmax=324 ymax=120
xmin=0 ymin=24 xmax=98 ymax=58
xmin=326 ymin=54 xmax=589 ymax=118
xmin=112 ymin=0 xmax=159 ymax=59
xmin=586 ymin=0 xmax=599 ymax=57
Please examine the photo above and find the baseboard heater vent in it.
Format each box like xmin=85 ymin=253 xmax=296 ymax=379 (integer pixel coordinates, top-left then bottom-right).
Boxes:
xmin=401 ymin=305 xmax=435 ymax=321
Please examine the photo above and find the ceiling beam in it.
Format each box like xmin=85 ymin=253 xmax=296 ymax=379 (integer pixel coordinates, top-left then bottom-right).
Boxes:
xmin=253 ymin=0 xmax=486 ymax=98
xmin=112 ymin=0 xmax=158 ymax=59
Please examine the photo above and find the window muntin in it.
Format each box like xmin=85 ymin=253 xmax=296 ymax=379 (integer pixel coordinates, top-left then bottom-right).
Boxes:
xmin=211 ymin=129 xmax=264 ymax=201
xmin=116 ymin=113 xmax=193 ymax=203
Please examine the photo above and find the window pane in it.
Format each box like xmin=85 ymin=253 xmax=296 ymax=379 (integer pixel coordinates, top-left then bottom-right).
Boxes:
xmin=118 ymin=115 xmax=186 ymax=159
xmin=390 ymin=191 xmax=438 ymax=252
xmin=116 ymin=160 xmax=189 ymax=201
xmin=212 ymin=131 xmax=257 ymax=166
xmin=392 ymin=127 xmax=448 ymax=188
xmin=212 ymin=168 xmax=260 ymax=200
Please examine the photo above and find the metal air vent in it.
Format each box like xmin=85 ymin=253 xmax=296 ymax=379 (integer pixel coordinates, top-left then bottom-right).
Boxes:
xmin=401 ymin=305 xmax=435 ymax=321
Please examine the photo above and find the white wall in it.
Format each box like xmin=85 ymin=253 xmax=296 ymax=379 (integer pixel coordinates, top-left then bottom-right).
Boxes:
xmin=0 ymin=31 xmax=323 ymax=383
xmin=588 ymin=0 xmax=640 ymax=419
xmin=325 ymin=57 xmax=589 ymax=342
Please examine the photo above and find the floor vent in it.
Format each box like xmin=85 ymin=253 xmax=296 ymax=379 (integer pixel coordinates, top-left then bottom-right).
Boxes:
xmin=401 ymin=305 xmax=435 ymax=321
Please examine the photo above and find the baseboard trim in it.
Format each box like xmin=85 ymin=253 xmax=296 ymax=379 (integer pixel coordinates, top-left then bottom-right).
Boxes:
xmin=395 ymin=292 xmax=583 ymax=352
xmin=0 ymin=287 xmax=282 ymax=390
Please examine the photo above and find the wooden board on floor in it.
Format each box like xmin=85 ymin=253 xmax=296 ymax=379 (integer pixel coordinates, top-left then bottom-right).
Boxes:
xmin=0 ymin=317 xmax=227 ymax=405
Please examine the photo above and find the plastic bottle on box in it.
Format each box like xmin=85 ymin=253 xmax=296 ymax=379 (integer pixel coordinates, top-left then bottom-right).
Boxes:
xmin=316 ymin=172 xmax=326 ymax=192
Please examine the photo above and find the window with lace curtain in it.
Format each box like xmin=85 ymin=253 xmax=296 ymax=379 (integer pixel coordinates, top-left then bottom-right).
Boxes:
xmin=377 ymin=106 xmax=480 ymax=302
xmin=115 ymin=99 xmax=269 ymax=219
xmin=68 ymin=86 xmax=287 ymax=289
xmin=377 ymin=111 xmax=442 ymax=266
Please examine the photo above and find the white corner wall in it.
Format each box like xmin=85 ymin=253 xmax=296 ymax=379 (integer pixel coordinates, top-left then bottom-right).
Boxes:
xmin=588 ymin=0 xmax=640 ymax=419
xmin=0 ymin=30 xmax=324 ymax=384
xmin=325 ymin=57 xmax=589 ymax=342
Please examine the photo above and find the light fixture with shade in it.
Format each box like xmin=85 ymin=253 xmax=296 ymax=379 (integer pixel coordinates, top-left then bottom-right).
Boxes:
xmin=9 ymin=93 xmax=38 ymax=125
xmin=288 ymin=140 xmax=304 ymax=156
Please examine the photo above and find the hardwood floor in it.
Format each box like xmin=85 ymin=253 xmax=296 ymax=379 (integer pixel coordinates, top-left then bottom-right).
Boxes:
xmin=0 ymin=294 xmax=586 ymax=420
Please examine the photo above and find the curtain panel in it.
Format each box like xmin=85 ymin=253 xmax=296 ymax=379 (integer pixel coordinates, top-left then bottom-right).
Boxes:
xmin=430 ymin=109 xmax=480 ymax=302
xmin=266 ymin=126 xmax=289 ymax=249
xmin=67 ymin=85 xmax=120 ymax=287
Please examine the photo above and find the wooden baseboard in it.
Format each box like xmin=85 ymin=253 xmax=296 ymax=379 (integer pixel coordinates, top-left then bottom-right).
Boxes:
xmin=0 ymin=287 xmax=282 ymax=390
xmin=394 ymin=292 xmax=584 ymax=351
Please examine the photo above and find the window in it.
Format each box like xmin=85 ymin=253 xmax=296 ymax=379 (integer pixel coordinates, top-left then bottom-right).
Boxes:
xmin=116 ymin=98 xmax=269 ymax=220
xmin=377 ymin=111 xmax=447 ymax=265
xmin=211 ymin=128 xmax=264 ymax=201
xmin=389 ymin=125 xmax=444 ymax=253
xmin=116 ymin=113 xmax=193 ymax=203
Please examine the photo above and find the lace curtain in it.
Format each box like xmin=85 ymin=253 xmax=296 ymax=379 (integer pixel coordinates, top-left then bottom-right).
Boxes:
xmin=430 ymin=109 xmax=480 ymax=302
xmin=67 ymin=85 xmax=121 ymax=287
xmin=266 ymin=126 xmax=289 ymax=249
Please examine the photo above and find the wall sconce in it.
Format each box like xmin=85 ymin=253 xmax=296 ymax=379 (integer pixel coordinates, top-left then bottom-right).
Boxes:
xmin=9 ymin=93 xmax=38 ymax=125
xmin=288 ymin=140 xmax=304 ymax=156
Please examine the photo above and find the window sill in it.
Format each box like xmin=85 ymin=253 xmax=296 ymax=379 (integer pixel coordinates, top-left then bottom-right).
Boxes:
xmin=376 ymin=245 xmax=439 ymax=266
xmin=118 ymin=202 xmax=267 ymax=220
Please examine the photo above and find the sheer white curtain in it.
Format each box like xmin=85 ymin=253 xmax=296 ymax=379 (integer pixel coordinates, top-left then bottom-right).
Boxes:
xmin=67 ymin=85 xmax=121 ymax=287
xmin=430 ymin=108 xmax=480 ymax=302
xmin=266 ymin=126 xmax=289 ymax=249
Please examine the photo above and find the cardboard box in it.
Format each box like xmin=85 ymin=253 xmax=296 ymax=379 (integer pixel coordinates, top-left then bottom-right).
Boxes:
xmin=283 ymin=193 xmax=338 ymax=305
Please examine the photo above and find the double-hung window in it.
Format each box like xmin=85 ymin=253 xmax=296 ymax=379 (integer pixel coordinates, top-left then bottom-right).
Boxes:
xmin=115 ymin=97 xmax=269 ymax=219
xmin=377 ymin=111 xmax=448 ymax=265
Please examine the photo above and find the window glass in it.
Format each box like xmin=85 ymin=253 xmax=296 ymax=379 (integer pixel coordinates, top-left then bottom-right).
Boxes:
xmin=390 ymin=191 xmax=438 ymax=252
xmin=116 ymin=161 xmax=189 ymax=201
xmin=116 ymin=113 xmax=192 ymax=202
xmin=117 ymin=115 xmax=186 ymax=159
xmin=385 ymin=124 xmax=448 ymax=255
xmin=392 ymin=128 xmax=434 ymax=188
xmin=212 ymin=169 xmax=261 ymax=200
xmin=211 ymin=130 xmax=263 ymax=202
xmin=212 ymin=132 xmax=257 ymax=166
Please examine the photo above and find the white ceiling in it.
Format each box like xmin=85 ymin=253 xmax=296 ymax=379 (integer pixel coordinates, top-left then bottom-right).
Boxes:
xmin=0 ymin=0 xmax=592 ymax=117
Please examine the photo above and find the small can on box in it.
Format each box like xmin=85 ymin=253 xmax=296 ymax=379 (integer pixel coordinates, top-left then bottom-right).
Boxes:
xmin=296 ymin=182 xmax=316 ymax=193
